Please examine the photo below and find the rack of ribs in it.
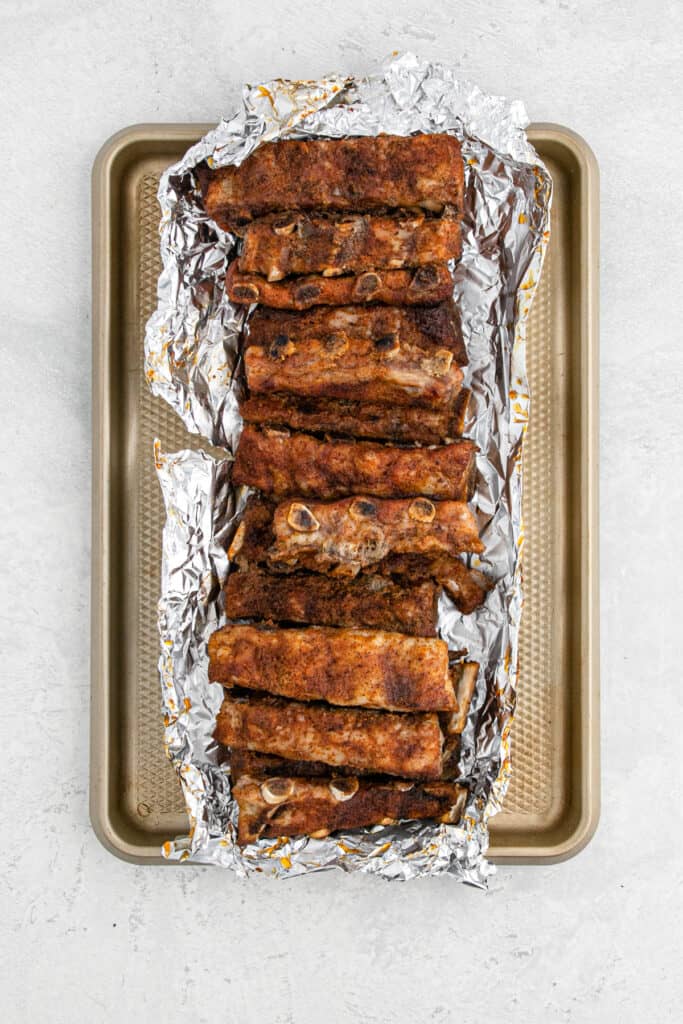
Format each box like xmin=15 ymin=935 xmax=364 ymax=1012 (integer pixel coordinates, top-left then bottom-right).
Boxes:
xmin=214 ymin=693 xmax=445 ymax=779
xmin=198 ymin=133 xmax=464 ymax=232
xmin=224 ymin=568 xmax=440 ymax=636
xmin=245 ymin=300 xmax=467 ymax=365
xmin=266 ymin=496 xmax=484 ymax=575
xmin=209 ymin=623 xmax=475 ymax=712
xmin=231 ymin=772 xmax=468 ymax=845
xmin=239 ymin=209 xmax=462 ymax=280
xmin=244 ymin=332 xmax=462 ymax=409
xmin=231 ymin=426 xmax=477 ymax=500
xmin=227 ymin=261 xmax=454 ymax=309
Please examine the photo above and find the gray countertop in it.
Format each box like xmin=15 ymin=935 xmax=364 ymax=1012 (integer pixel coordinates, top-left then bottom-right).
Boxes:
xmin=1 ymin=1 xmax=681 ymax=1020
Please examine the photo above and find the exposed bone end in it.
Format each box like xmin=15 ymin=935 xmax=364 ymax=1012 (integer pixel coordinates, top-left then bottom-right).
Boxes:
xmin=267 ymin=333 xmax=296 ymax=360
xmin=349 ymin=498 xmax=378 ymax=521
xmin=233 ymin=282 xmax=260 ymax=302
xmin=395 ymin=781 xmax=415 ymax=792
xmin=286 ymin=502 xmax=320 ymax=533
xmin=372 ymin=333 xmax=400 ymax=355
xmin=420 ymin=199 xmax=444 ymax=214
xmin=309 ymin=828 xmax=331 ymax=839
xmin=424 ymin=348 xmax=454 ymax=377
xmin=409 ymin=498 xmax=436 ymax=523
xmin=329 ymin=777 xmax=359 ymax=802
xmin=411 ymin=265 xmax=440 ymax=289
xmin=267 ymin=268 xmax=286 ymax=282
xmin=322 ymin=267 xmax=344 ymax=278
xmin=260 ymin=777 xmax=295 ymax=805
xmin=228 ymin=521 xmax=246 ymax=561
xmin=294 ymin=282 xmax=322 ymax=304
xmin=272 ymin=213 xmax=297 ymax=236
xmin=353 ymin=272 xmax=381 ymax=298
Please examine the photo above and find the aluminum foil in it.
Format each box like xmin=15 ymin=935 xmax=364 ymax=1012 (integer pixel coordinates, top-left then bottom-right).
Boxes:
xmin=148 ymin=53 xmax=552 ymax=884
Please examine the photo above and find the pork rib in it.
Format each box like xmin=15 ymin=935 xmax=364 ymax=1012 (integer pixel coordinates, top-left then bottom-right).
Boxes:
xmin=209 ymin=623 xmax=462 ymax=712
xmin=232 ymin=772 xmax=467 ymax=845
xmin=246 ymin=300 xmax=467 ymax=366
xmin=239 ymin=392 xmax=470 ymax=445
xmin=199 ymin=133 xmax=464 ymax=232
xmin=268 ymin=496 xmax=484 ymax=576
xmin=232 ymin=426 xmax=477 ymax=500
xmin=227 ymin=261 xmax=454 ymax=309
xmin=224 ymin=567 xmax=439 ymax=636
xmin=239 ymin=210 xmax=462 ymax=280
xmin=214 ymin=693 xmax=444 ymax=779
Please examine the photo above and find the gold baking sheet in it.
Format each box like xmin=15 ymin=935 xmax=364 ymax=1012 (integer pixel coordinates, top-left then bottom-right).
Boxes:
xmin=91 ymin=124 xmax=599 ymax=864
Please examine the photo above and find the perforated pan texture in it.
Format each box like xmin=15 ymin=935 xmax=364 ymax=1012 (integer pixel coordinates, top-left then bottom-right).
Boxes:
xmin=91 ymin=125 xmax=599 ymax=864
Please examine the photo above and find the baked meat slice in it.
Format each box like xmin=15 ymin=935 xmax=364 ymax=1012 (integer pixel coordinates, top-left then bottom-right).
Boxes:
xmin=232 ymin=772 xmax=467 ymax=845
xmin=239 ymin=209 xmax=462 ymax=280
xmin=198 ymin=133 xmax=464 ymax=232
xmin=232 ymin=426 xmax=477 ymax=500
xmin=224 ymin=568 xmax=439 ymax=636
xmin=214 ymin=693 xmax=444 ymax=780
xmin=227 ymin=261 xmax=454 ymax=309
xmin=209 ymin=623 xmax=463 ymax=712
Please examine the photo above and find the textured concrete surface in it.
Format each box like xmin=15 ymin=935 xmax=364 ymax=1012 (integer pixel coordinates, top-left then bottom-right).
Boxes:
xmin=1 ymin=1 xmax=682 ymax=1021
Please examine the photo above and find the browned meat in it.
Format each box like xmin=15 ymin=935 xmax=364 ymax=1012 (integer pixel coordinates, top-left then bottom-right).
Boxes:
xmin=229 ymin=749 xmax=377 ymax=780
xmin=224 ymin=568 xmax=439 ymax=636
xmin=208 ymin=623 xmax=458 ymax=712
xmin=245 ymin=332 xmax=462 ymax=410
xmin=232 ymin=426 xmax=477 ymax=500
xmin=239 ymin=210 xmax=462 ymax=280
xmin=246 ymin=300 xmax=467 ymax=366
xmin=238 ymin=393 xmax=468 ymax=445
xmin=232 ymin=772 xmax=467 ymax=844
xmin=227 ymin=497 xmax=489 ymax=615
xmin=267 ymin=496 xmax=484 ymax=576
xmin=227 ymin=496 xmax=275 ymax=569
xmin=199 ymin=134 xmax=464 ymax=232
xmin=227 ymin=261 xmax=454 ymax=309
xmin=381 ymin=553 xmax=493 ymax=616
xmin=214 ymin=693 xmax=444 ymax=779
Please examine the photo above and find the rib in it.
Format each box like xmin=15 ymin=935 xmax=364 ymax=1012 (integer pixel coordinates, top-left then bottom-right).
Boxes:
xmin=214 ymin=693 xmax=444 ymax=779
xmin=229 ymin=749 xmax=376 ymax=780
xmin=267 ymin=496 xmax=484 ymax=576
xmin=380 ymin=553 xmax=493 ymax=615
xmin=228 ymin=497 xmax=489 ymax=615
xmin=246 ymin=301 xmax=467 ymax=366
xmin=208 ymin=624 xmax=458 ymax=712
xmin=224 ymin=568 xmax=439 ymax=636
xmin=232 ymin=773 xmax=467 ymax=844
xmin=227 ymin=261 xmax=454 ymax=309
xmin=244 ymin=331 xmax=462 ymax=410
xmin=239 ymin=392 xmax=469 ymax=445
xmin=239 ymin=210 xmax=462 ymax=279
xmin=232 ymin=426 xmax=477 ymax=500
xmin=199 ymin=133 xmax=464 ymax=231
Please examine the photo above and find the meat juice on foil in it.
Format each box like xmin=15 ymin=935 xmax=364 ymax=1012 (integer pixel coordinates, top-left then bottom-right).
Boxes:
xmin=145 ymin=53 xmax=551 ymax=884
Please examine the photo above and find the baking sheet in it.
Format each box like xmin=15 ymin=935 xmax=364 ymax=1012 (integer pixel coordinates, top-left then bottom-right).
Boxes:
xmin=90 ymin=123 xmax=599 ymax=865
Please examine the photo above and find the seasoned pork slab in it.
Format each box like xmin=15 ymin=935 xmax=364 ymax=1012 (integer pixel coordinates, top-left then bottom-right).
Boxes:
xmin=224 ymin=568 xmax=439 ymax=636
xmin=239 ymin=210 xmax=462 ymax=279
xmin=268 ymin=496 xmax=484 ymax=575
xmin=199 ymin=133 xmax=464 ymax=231
xmin=232 ymin=773 xmax=467 ymax=845
xmin=227 ymin=261 xmax=454 ymax=309
xmin=214 ymin=693 xmax=444 ymax=779
xmin=232 ymin=426 xmax=476 ymax=500
xmin=208 ymin=623 xmax=458 ymax=712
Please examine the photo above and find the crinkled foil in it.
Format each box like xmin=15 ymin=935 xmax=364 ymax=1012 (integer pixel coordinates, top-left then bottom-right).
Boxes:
xmin=147 ymin=54 xmax=552 ymax=884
